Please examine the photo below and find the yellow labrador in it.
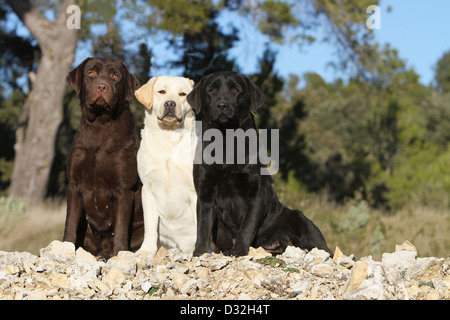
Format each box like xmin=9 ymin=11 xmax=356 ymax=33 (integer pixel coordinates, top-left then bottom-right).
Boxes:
xmin=135 ymin=76 xmax=197 ymax=258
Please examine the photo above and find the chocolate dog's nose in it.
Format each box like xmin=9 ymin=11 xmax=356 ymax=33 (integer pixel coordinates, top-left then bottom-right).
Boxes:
xmin=97 ymin=83 xmax=108 ymax=92
xmin=164 ymin=100 xmax=176 ymax=113
xmin=217 ymin=102 xmax=230 ymax=111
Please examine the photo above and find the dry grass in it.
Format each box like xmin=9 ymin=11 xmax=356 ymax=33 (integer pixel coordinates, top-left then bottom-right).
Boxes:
xmin=0 ymin=191 xmax=448 ymax=260
xmin=0 ymin=197 xmax=66 ymax=255
xmin=275 ymin=182 xmax=450 ymax=260
xmin=378 ymin=206 xmax=449 ymax=259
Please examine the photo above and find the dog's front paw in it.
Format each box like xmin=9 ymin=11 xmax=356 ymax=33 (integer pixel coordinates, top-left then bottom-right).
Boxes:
xmin=223 ymin=247 xmax=248 ymax=257
xmin=193 ymin=249 xmax=206 ymax=257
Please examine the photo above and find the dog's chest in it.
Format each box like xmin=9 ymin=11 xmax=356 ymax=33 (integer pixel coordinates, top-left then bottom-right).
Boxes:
xmin=72 ymin=146 xmax=129 ymax=224
xmin=202 ymin=167 xmax=259 ymax=198
xmin=139 ymin=129 xmax=196 ymax=215
xmin=73 ymin=148 xmax=117 ymax=186
xmin=144 ymin=153 xmax=194 ymax=210
xmin=139 ymin=127 xmax=194 ymax=176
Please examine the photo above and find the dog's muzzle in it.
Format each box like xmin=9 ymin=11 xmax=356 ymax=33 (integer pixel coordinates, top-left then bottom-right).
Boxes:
xmin=159 ymin=100 xmax=182 ymax=123
xmin=213 ymin=101 xmax=234 ymax=122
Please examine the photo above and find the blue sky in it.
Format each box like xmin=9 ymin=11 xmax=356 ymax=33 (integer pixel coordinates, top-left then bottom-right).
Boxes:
xmin=373 ymin=1 xmax=450 ymax=85
xmin=234 ymin=1 xmax=450 ymax=86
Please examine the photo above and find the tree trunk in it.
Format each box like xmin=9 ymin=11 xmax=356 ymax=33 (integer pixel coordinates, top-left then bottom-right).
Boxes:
xmin=7 ymin=0 xmax=78 ymax=204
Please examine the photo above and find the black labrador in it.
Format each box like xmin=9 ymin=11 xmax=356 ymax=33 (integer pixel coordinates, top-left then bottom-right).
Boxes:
xmin=187 ymin=71 xmax=332 ymax=257
xmin=63 ymin=57 xmax=144 ymax=258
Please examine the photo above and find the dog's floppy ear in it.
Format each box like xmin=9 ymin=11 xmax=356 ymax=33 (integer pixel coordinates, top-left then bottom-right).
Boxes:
xmin=243 ymin=75 xmax=265 ymax=113
xmin=187 ymin=78 xmax=195 ymax=90
xmin=135 ymin=76 xmax=158 ymax=109
xmin=187 ymin=76 xmax=207 ymax=114
xmin=66 ymin=57 xmax=92 ymax=95
xmin=121 ymin=62 xmax=141 ymax=101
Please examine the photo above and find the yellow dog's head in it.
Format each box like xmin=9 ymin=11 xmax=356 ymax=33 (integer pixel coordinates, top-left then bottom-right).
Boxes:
xmin=135 ymin=76 xmax=195 ymax=128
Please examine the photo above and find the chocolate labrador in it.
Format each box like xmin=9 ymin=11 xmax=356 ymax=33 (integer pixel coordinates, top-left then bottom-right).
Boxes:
xmin=63 ymin=57 xmax=144 ymax=258
xmin=187 ymin=71 xmax=332 ymax=257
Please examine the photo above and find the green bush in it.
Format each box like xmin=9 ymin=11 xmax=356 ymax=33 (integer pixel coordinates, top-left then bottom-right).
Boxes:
xmin=338 ymin=201 xmax=370 ymax=232
xmin=386 ymin=143 xmax=450 ymax=208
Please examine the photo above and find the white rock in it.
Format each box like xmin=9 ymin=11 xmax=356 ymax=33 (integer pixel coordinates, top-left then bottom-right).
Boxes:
xmin=140 ymin=281 xmax=153 ymax=293
xmin=195 ymin=267 xmax=210 ymax=279
xmin=174 ymin=263 xmax=189 ymax=274
xmin=292 ymin=281 xmax=311 ymax=295
xmin=304 ymin=248 xmax=330 ymax=263
xmin=180 ymin=279 xmax=198 ymax=295
xmin=405 ymin=257 xmax=440 ymax=280
xmin=166 ymin=248 xmax=192 ymax=262
xmin=282 ymin=246 xmax=306 ymax=260
xmin=382 ymin=250 xmax=417 ymax=269
xmin=0 ymin=237 xmax=447 ymax=300
xmin=105 ymin=251 xmax=137 ymax=276
xmin=26 ymin=289 xmax=47 ymax=300
xmin=244 ymin=268 xmax=264 ymax=287
xmin=248 ymin=247 xmax=272 ymax=260
xmin=337 ymin=255 xmax=355 ymax=269
xmin=310 ymin=263 xmax=334 ymax=277
xmin=102 ymin=266 xmax=127 ymax=289
xmin=75 ymin=247 xmax=98 ymax=267
xmin=343 ymin=278 xmax=384 ymax=300
xmin=155 ymin=264 xmax=169 ymax=273
xmin=170 ymin=273 xmax=189 ymax=291
xmin=343 ymin=261 xmax=369 ymax=293
xmin=68 ymin=272 xmax=95 ymax=291
xmin=343 ymin=260 xmax=387 ymax=300
xmin=395 ymin=240 xmax=417 ymax=253
xmin=39 ymin=241 xmax=75 ymax=263
xmin=238 ymin=293 xmax=252 ymax=300
xmin=209 ymin=257 xmax=232 ymax=271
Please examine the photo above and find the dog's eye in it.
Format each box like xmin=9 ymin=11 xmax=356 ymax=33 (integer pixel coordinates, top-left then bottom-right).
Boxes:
xmin=87 ymin=70 xmax=96 ymax=77
xmin=179 ymin=92 xmax=186 ymax=97
xmin=209 ymin=88 xmax=217 ymax=94
xmin=158 ymin=90 xmax=166 ymax=94
xmin=111 ymin=73 xmax=119 ymax=80
xmin=232 ymin=87 xmax=240 ymax=94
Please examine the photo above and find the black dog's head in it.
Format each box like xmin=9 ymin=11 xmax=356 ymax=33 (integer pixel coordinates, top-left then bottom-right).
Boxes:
xmin=66 ymin=57 xmax=140 ymax=121
xmin=187 ymin=71 xmax=265 ymax=128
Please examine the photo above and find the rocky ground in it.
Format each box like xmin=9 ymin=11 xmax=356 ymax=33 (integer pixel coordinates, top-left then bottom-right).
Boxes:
xmin=0 ymin=240 xmax=448 ymax=300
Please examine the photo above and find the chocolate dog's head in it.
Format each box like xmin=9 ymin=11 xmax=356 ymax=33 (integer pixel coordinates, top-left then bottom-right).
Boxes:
xmin=187 ymin=71 xmax=265 ymax=128
xmin=66 ymin=57 xmax=140 ymax=121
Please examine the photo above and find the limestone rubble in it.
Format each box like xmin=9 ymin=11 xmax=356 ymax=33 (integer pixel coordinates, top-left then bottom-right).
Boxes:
xmin=0 ymin=240 xmax=448 ymax=300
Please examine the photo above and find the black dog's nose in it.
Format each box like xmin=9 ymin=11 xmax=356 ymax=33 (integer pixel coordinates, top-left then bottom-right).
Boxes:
xmin=97 ymin=83 xmax=108 ymax=92
xmin=217 ymin=102 xmax=230 ymax=110
xmin=164 ymin=100 xmax=176 ymax=113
